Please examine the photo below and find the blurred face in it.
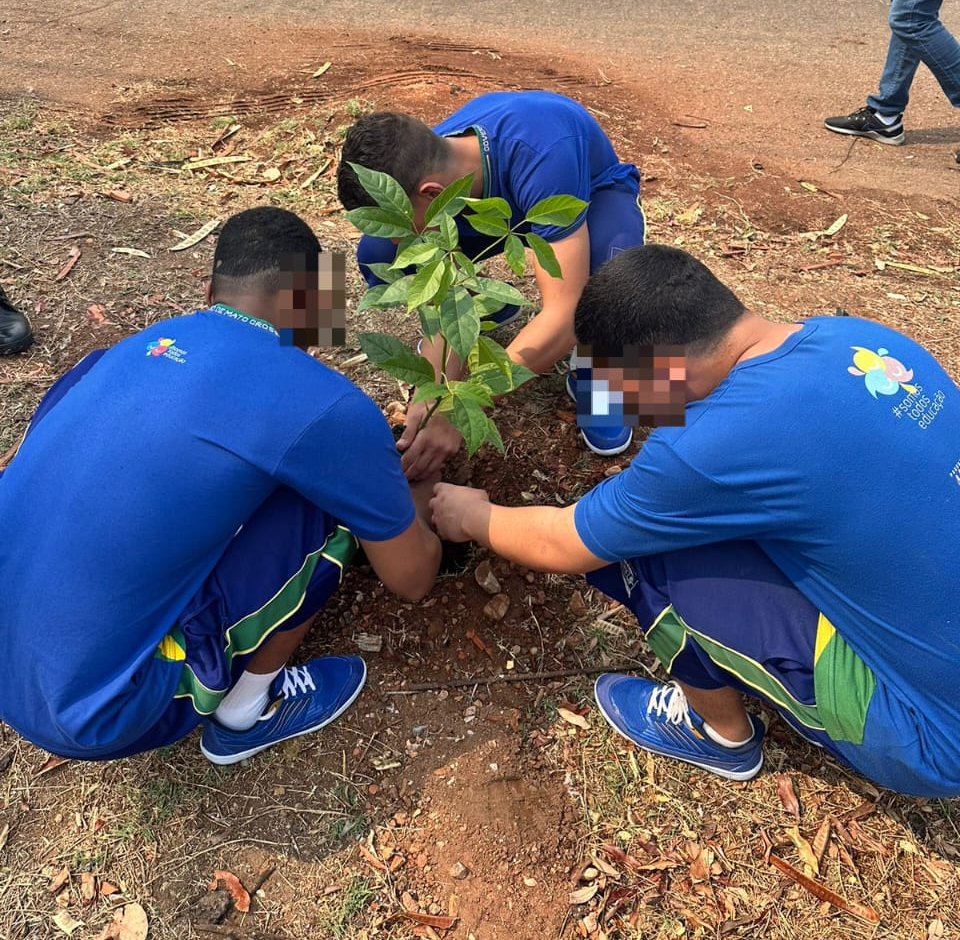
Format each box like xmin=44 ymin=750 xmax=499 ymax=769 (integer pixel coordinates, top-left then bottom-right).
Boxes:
xmin=573 ymin=344 xmax=688 ymax=428
xmin=274 ymin=252 xmax=346 ymax=348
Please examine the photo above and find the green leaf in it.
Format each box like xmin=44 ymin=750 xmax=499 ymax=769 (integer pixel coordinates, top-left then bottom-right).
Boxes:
xmin=450 ymin=394 xmax=489 ymax=457
xmin=474 ymin=277 xmax=526 ymax=307
xmin=418 ymin=304 xmax=441 ymax=340
xmin=407 ymin=259 xmax=446 ymax=311
xmin=424 ymin=173 xmax=474 ymax=227
xmin=524 ymin=194 xmax=588 ymax=226
xmin=483 ymin=418 xmax=505 ymax=454
xmin=377 ymin=274 xmax=416 ymax=306
xmin=452 ymin=251 xmax=477 ymax=278
xmin=503 ymin=234 xmax=527 ymax=278
xmin=469 ymin=362 xmax=513 ymax=395
xmin=411 ymin=381 xmax=446 ymax=404
xmin=348 ymin=163 xmax=413 ymax=218
xmin=509 ymin=361 xmax=538 ymax=388
xmin=525 ymin=232 xmax=561 ymax=278
xmin=365 ymin=262 xmax=402 ymax=284
xmin=358 ymin=333 xmax=436 ymax=385
xmin=450 ymin=379 xmax=494 ymax=409
xmin=423 ymin=213 xmax=459 ymax=251
xmin=465 ymin=213 xmax=510 ymax=237
xmin=468 ymin=335 xmax=513 ymax=381
xmin=346 ymin=206 xmax=413 ymax=239
xmin=439 ymin=286 xmax=481 ymax=361
xmin=392 ymin=242 xmax=442 ymax=268
xmin=463 ymin=196 xmax=512 ymax=219
xmin=356 ymin=284 xmax=390 ymax=311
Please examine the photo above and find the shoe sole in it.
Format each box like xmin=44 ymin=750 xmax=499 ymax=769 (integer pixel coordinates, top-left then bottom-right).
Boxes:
xmin=594 ymin=678 xmax=763 ymax=781
xmin=0 ymin=332 xmax=34 ymax=355
xmin=579 ymin=428 xmax=632 ymax=456
xmin=201 ymin=660 xmax=367 ymax=765
xmin=823 ymin=124 xmax=904 ymax=145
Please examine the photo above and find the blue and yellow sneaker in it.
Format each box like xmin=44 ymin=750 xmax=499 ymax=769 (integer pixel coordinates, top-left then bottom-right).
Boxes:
xmin=200 ymin=656 xmax=366 ymax=765
xmin=594 ymin=675 xmax=764 ymax=781
xmin=566 ymin=370 xmax=632 ymax=457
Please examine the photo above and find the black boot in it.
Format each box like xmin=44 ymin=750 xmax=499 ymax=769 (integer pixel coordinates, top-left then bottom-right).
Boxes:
xmin=0 ymin=285 xmax=33 ymax=355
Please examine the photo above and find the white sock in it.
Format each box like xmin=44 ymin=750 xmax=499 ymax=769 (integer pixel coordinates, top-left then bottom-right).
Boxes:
xmin=875 ymin=111 xmax=901 ymax=125
xmin=214 ymin=668 xmax=283 ymax=731
xmin=703 ymin=721 xmax=754 ymax=749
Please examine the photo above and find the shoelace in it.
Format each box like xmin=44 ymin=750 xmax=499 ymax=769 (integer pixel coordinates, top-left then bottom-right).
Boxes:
xmin=281 ymin=665 xmax=317 ymax=698
xmin=646 ymin=682 xmax=693 ymax=728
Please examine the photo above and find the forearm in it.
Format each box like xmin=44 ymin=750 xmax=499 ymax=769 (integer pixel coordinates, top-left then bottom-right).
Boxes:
xmin=507 ymin=311 xmax=577 ymax=375
xmin=421 ymin=334 xmax=465 ymax=382
xmin=460 ymin=501 xmax=603 ymax=574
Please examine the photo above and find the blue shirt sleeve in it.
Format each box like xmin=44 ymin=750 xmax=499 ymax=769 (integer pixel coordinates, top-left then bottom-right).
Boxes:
xmin=574 ymin=434 xmax=779 ymax=561
xmin=276 ymin=389 xmax=415 ymax=541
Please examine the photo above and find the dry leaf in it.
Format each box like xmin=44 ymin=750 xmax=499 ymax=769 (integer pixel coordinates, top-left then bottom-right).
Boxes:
xmin=86 ymin=303 xmax=108 ymax=324
xmin=183 ymin=155 xmax=250 ymax=170
xmin=103 ymin=190 xmax=132 ymax=203
xmin=80 ymin=872 xmax=97 ymax=904
xmin=54 ymin=247 xmax=81 ymax=282
xmin=0 ymin=823 xmax=8 ymax=853
xmin=929 ymin=918 xmax=946 ymax=939
xmin=111 ymin=247 xmax=151 ymax=258
xmin=786 ymin=826 xmax=819 ymax=876
xmin=52 ymin=910 xmax=83 ymax=935
xmin=557 ymin=707 xmax=590 ymax=731
xmin=812 ymin=817 xmax=832 ymax=868
xmin=169 ymin=219 xmax=221 ymax=251
xmin=92 ymin=902 xmax=148 ymax=940
xmin=207 ymin=870 xmax=250 ymax=913
xmin=36 ymin=754 xmax=70 ymax=777
xmin=386 ymin=910 xmax=457 ymax=929
xmin=311 ymin=61 xmax=332 ymax=78
xmin=767 ymin=852 xmax=879 ymax=923
xmin=357 ymin=842 xmax=387 ymax=872
xmin=262 ymin=167 xmax=281 ymax=182
xmin=569 ymin=884 xmax=598 ymax=905
xmin=822 ymin=213 xmax=848 ymax=237
xmin=776 ymin=774 xmax=801 ymax=818
xmin=47 ymin=866 xmax=70 ymax=893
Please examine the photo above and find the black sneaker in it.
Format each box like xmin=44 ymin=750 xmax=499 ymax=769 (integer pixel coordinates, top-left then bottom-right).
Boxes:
xmin=824 ymin=107 xmax=904 ymax=145
xmin=0 ymin=286 xmax=33 ymax=355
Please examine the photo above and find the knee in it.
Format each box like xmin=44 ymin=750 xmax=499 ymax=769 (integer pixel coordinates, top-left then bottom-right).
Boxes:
xmin=356 ymin=235 xmax=399 ymax=287
xmin=888 ymin=2 xmax=938 ymax=39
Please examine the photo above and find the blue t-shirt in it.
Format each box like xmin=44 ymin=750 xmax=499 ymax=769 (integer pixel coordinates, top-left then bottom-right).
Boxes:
xmin=434 ymin=91 xmax=640 ymax=242
xmin=575 ymin=316 xmax=960 ymax=773
xmin=0 ymin=307 xmax=414 ymax=756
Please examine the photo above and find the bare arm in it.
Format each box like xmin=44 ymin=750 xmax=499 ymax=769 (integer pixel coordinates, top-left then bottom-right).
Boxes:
xmin=430 ymin=482 xmax=608 ymax=575
xmin=360 ymin=484 xmax=442 ymax=600
xmin=506 ymin=224 xmax=590 ymax=375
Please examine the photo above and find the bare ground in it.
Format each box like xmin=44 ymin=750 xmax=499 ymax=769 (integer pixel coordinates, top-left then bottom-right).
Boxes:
xmin=1 ymin=19 xmax=959 ymax=940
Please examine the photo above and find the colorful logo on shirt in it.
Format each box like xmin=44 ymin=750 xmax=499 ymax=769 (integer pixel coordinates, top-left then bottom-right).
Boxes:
xmin=847 ymin=346 xmax=917 ymax=398
xmin=147 ymin=337 xmax=175 ymax=357
xmin=146 ymin=337 xmax=188 ymax=364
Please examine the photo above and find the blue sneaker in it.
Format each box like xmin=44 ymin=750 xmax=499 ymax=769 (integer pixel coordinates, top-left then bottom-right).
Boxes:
xmin=200 ymin=656 xmax=366 ymax=765
xmin=482 ymin=303 xmax=522 ymax=329
xmin=566 ymin=370 xmax=633 ymax=457
xmin=594 ymin=675 xmax=764 ymax=781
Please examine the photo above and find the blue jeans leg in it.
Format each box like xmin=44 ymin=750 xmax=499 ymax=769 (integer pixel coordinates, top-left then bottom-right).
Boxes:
xmin=868 ymin=0 xmax=960 ymax=114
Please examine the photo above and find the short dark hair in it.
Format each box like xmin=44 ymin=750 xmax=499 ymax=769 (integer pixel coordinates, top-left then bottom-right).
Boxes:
xmin=337 ymin=112 xmax=448 ymax=209
xmin=211 ymin=206 xmax=320 ymax=298
xmin=574 ymin=245 xmax=747 ymax=356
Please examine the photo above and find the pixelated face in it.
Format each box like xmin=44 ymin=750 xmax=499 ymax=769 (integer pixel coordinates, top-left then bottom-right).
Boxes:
xmin=275 ymin=252 xmax=347 ymax=347
xmin=572 ymin=344 xmax=687 ymax=428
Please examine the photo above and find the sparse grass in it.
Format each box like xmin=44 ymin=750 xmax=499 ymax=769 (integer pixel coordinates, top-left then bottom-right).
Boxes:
xmin=322 ymin=875 xmax=377 ymax=938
